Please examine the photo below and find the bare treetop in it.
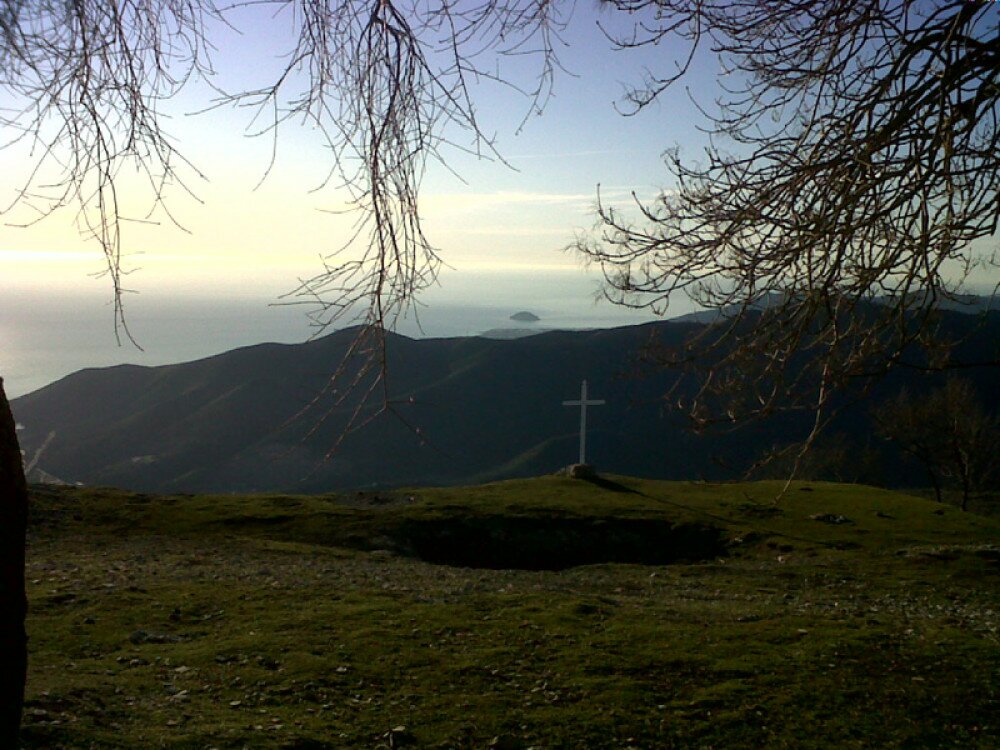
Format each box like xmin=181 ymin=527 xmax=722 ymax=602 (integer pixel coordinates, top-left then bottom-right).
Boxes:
xmin=0 ymin=0 xmax=570 ymax=332
xmin=0 ymin=0 xmax=573 ymax=438
xmin=1 ymin=0 xmax=221 ymax=341
xmin=574 ymin=0 xmax=999 ymax=467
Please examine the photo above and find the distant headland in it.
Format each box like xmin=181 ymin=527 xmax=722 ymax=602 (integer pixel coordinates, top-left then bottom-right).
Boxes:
xmin=509 ymin=311 xmax=540 ymax=323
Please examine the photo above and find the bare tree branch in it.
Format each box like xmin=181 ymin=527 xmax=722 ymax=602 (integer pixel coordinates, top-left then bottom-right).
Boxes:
xmin=1 ymin=0 xmax=574 ymax=436
xmin=0 ymin=0 xmax=221 ymax=344
xmin=573 ymin=0 xmax=1000 ymax=469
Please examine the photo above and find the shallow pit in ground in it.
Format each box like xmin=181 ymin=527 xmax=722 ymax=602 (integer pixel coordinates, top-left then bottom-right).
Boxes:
xmin=387 ymin=516 xmax=728 ymax=570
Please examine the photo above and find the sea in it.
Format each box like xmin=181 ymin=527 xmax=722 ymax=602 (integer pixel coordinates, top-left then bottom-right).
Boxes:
xmin=1 ymin=272 xmax=687 ymax=399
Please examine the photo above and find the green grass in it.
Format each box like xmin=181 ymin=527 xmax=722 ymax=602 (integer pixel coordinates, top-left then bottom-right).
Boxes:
xmin=23 ymin=476 xmax=1000 ymax=748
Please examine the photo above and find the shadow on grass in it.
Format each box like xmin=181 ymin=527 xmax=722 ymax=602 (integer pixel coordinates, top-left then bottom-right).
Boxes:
xmin=578 ymin=475 xmax=643 ymax=495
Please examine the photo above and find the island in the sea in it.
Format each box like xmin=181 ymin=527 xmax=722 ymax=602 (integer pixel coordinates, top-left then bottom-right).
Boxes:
xmin=509 ymin=311 xmax=540 ymax=323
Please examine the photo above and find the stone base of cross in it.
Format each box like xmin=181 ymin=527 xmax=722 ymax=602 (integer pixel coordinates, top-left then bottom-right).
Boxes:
xmin=566 ymin=463 xmax=597 ymax=480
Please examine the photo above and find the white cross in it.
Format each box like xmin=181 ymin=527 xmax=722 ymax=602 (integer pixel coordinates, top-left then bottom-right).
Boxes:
xmin=562 ymin=379 xmax=605 ymax=465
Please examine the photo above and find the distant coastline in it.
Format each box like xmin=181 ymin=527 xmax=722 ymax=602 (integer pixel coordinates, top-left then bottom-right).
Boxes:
xmin=2 ymin=295 xmax=663 ymax=399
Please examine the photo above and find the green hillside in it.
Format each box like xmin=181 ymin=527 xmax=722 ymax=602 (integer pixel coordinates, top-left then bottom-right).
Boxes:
xmin=23 ymin=477 xmax=1000 ymax=748
xmin=13 ymin=310 xmax=1000 ymax=494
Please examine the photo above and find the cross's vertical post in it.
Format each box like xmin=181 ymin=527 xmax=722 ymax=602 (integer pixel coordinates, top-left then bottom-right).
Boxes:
xmin=562 ymin=379 xmax=606 ymax=465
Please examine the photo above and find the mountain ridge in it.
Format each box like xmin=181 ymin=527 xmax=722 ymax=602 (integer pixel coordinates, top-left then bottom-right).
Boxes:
xmin=12 ymin=312 xmax=999 ymax=493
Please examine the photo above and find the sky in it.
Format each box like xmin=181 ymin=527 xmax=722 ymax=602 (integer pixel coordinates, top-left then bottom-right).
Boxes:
xmin=2 ymin=1 xmax=997 ymax=396
xmin=0 ymin=1 xmax=729 ymax=396
xmin=1 ymin=2 xmax=715 ymax=304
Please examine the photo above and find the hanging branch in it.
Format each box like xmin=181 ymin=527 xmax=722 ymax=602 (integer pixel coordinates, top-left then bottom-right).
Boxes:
xmin=573 ymin=0 xmax=1000 ymax=473
xmin=0 ymin=0 xmax=220 ymax=343
xmin=1 ymin=0 xmax=573 ymax=438
xmin=220 ymin=0 xmax=572 ymax=438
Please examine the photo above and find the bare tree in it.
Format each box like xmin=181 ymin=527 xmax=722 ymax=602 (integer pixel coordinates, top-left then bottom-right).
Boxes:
xmin=1 ymin=3 xmax=218 ymax=741
xmin=0 ymin=0 xmax=221 ymax=342
xmin=875 ymin=378 xmax=1000 ymax=509
xmin=574 ymin=0 xmax=1000 ymax=469
xmin=0 ymin=378 xmax=28 ymax=746
xmin=3 ymin=0 xmax=999 ymax=742
xmin=0 ymin=0 xmax=575 ymax=741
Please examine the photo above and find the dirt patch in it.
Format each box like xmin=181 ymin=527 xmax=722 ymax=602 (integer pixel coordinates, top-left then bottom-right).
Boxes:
xmin=389 ymin=516 xmax=728 ymax=570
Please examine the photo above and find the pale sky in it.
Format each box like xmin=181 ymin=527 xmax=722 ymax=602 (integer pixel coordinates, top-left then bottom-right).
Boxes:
xmin=3 ymin=2 xmax=996 ymax=331
xmin=1 ymin=3 xmax=714 ymax=306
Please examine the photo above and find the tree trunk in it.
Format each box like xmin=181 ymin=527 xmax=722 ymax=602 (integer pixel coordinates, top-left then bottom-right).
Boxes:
xmin=926 ymin=465 xmax=942 ymax=505
xmin=0 ymin=377 xmax=28 ymax=747
xmin=958 ymin=451 xmax=972 ymax=513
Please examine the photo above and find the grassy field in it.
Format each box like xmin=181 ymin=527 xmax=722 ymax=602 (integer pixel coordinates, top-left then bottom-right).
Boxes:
xmin=22 ymin=476 xmax=1000 ymax=749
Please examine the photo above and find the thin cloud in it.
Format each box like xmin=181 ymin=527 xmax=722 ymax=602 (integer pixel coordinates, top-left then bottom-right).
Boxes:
xmin=423 ymin=190 xmax=596 ymax=215
xmin=440 ymin=225 xmax=577 ymax=238
xmin=507 ymin=149 xmax=636 ymax=160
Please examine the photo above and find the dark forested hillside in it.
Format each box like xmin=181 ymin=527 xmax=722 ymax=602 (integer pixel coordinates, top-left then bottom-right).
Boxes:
xmin=12 ymin=310 xmax=1000 ymax=493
